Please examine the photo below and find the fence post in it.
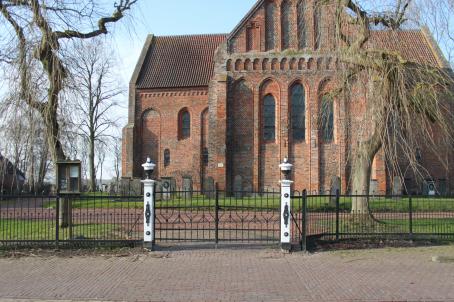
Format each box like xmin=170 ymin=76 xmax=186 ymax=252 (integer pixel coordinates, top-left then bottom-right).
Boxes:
xmin=409 ymin=195 xmax=413 ymax=240
xmin=279 ymin=159 xmax=294 ymax=252
xmin=55 ymin=196 xmax=60 ymax=247
xmin=142 ymin=158 xmax=156 ymax=250
xmin=215 ymin=183 xmax=219 ymax=245
xmin=336 ymin=189 xmax=340 ymax=241
xmin=301 ymin=190 xmax=308 ymax=252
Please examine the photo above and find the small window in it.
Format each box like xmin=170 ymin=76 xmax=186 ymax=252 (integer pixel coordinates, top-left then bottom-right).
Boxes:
xmin=202 ymin=148 xmax=209 ymax=166
xmin=320 ymin=95 xmax=334 ymax=142
xmin=164 ymin=149 xmax=170 ymax=167
xmin=178 ymin=109 xmax=191 ymax=140
xmin=263 ymin=94 xmax=276 ymax=142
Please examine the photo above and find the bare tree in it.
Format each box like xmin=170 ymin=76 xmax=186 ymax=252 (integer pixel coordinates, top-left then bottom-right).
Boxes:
xmin=96 ymin=143 xmax=106 ymax=192
xmin=113 ymin=137 xmax=122 ymax=194
xmin=410 ymin=0 xmax=454 ymax=66
xmin=327 ymin=0 xmax=454 ymax=213
xmin=0 ymin=0 xmax=138 ymax=226
xmin=0 ymin=0 xmax=137 ymax=163
xmin=0 ymin=93 xmax=49 ymax=193
xmin=69 ymin=39 xmax=124 ymax=192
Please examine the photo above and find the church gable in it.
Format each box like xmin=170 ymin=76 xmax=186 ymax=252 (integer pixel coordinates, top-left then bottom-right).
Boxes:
xmin=228 ymin=0 xmax=336 ymax=54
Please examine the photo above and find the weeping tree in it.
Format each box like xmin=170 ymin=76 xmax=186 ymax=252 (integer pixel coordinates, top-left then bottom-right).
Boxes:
xmin=327 ymin=0 xmax=454 ymax=213
xmin=0 ymin=0 xmax=138 ymax=225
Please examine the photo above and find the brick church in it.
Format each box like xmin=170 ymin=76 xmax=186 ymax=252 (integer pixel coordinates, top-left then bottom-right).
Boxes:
xmin=122 ymin=0 xmax=452 ymax=194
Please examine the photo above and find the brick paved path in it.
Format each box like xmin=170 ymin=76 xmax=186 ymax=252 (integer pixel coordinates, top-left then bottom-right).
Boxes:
xmin=0 ymin=245 xmax=454 ymax=302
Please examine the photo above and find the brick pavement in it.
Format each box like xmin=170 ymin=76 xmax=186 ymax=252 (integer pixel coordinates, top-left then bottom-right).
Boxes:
xmin=0 ymin=245 xmax=454 ymax=302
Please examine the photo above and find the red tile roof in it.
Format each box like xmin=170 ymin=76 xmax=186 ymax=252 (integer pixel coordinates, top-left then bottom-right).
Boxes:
xmin=136 ymin=34 xmax=227 ymax=89
xmin=136 ymin=30 xmax=443 ymax=89
xmin=369 ymin=30 xmax=440 ymax=67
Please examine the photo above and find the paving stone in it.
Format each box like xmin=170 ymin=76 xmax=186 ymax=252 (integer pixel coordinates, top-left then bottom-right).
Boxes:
xmin=0 ymin=246 xmax=453 ymax=302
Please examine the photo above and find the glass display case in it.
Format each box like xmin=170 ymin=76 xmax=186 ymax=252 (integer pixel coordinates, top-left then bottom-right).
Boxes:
xmin=56 ymin=160 xmax=81 ymax=195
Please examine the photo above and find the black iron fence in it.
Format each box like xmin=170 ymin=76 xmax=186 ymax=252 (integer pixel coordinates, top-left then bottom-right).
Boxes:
xmin=1 ymin=190 xmax=453 ymax=249
xmin=155 ymin=189 xmax=283 ymax=243
xmin=302 ymin=192 xmax=454 ymax=249
xmin=0 ymin=194 xmax=143 ymax=247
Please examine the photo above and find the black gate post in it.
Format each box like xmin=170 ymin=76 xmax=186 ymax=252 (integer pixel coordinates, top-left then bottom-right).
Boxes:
xmin=215 ymin=184 xmax=219 ymax=244
xmin=336 ymin=190 xmax=340 ymax=241
xmin=409 ymin=195 xmax=413 ymax=240
xmin=55 ymin=196 xmax=60 ymax=247
xmin=301 ymin=190 xmax=307 ymax=251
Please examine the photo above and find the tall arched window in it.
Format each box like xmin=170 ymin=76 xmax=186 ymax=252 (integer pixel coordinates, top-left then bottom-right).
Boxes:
xmin=291 ymin=84 xmax=306 ymax=141
xmin=314 ymin=1 xmax=323 ymax=50
xmin=265 ymin=1 xmax=276 ymax=51
xmin=281 ymin=0 xmax=291 ymax=50
xmin=178 ymin=109 xmax=191 ymax=140
xmin=297 ymin=0 xmax=307 ymax=49
xmin=263 ymin=94 xmax=276 ymax=141
xmin=320 ymin=95 xmax=334 ymax=142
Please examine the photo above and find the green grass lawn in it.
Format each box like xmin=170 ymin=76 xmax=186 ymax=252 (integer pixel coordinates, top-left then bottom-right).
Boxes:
xmin=315 ymin=217 xmax=454 ymax=235
xmin=0 ymin=219 xmax=129 ymax=241
xmin=39 ymin=194 xmax=454 ymax=213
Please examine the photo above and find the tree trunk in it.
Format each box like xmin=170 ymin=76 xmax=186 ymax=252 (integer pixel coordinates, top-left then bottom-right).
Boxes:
xmin=43 ymin=101 xmax=69 ymax=228
xmin=89 ymin=135 xmax=96 ymax=192
xmin=351 ymin=130 xmax=382 ymax=214
xmin=37 ymin=141 xmax=48 ymax=192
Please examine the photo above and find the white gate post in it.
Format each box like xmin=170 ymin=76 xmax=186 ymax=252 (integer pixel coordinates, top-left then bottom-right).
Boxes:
xmin=142 ymin=158 xmax=156 ymax=250
xmin=279 ymin=158 xmax=293 ymax=252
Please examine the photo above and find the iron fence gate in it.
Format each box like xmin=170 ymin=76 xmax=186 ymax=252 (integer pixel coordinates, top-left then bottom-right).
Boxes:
xmin=2 ymin=190 xmax=453 ymax=249
xmin=155 ymin=189 xmax=305 ymax=246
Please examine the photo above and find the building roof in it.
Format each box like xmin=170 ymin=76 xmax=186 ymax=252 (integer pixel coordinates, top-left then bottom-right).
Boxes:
xmin=135 ymin=30 xmax=446 ymax=90
xmin=0 ymin=153 xmax=26 ymax=180
xmin=136 ymin=34 xmax=228 ymax=89
xmin=369 ymin=30 xmax=442 ymax=67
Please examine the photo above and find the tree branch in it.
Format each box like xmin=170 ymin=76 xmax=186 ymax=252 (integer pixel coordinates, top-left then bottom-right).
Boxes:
xmin=55 ymin=0 xmax=138 ymax=40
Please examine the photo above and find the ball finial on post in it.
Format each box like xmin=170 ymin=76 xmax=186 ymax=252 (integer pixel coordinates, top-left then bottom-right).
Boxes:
xmin=142 ymin=157 xmax=156 ymax=180
xmin=279 ymin=157 xmax=293 ymax=180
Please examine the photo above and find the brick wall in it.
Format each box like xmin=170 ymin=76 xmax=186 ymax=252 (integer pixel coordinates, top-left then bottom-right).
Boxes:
xmin=124 ymin=0 xmax=453 ymax=195
xmin=133 ymin=88 xmax=209 ymax=189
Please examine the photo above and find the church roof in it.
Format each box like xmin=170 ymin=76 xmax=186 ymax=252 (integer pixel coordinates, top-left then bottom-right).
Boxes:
xmin=136 ymin=34 xmax=227 ymax=89
xmin=135 ymin=30 xmax=447 ymax=90
xmin=369 ymin=30 xmax=445 ymax=68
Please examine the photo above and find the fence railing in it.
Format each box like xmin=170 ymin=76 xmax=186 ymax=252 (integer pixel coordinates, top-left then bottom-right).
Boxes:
xmin=0 ymin=194 xmax=143 ymax=247
xmin=1 ymin=191 xmax=453 ymax=249
xmin=302 ymin=193 xmax=454 ymax=246
xmin=155 ymin=189 xmax=282 ymax=243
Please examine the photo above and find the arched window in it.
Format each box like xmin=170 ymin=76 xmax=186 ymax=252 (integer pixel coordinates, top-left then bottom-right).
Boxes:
xmin=314 ymin=1 xmax=323 ymax=50
xmin=164 ymin=149 xmax=170 ymax=166
xmin=178 ymin=109 xmax=191 ymax=140
xmin=297 ymin=0 xmax=307 ymax=49
xmin=281 ymin=0 xmax=291 ymax=50
xmin=320 ymin=95 xmax=334 ymax=142
xmin=265 ymin=1 xmax=276 ymax=51
xmin=291 ymin=84 xmax=306 ymax=141
xmin=263 ymin=94 xmax=276 ymax=141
